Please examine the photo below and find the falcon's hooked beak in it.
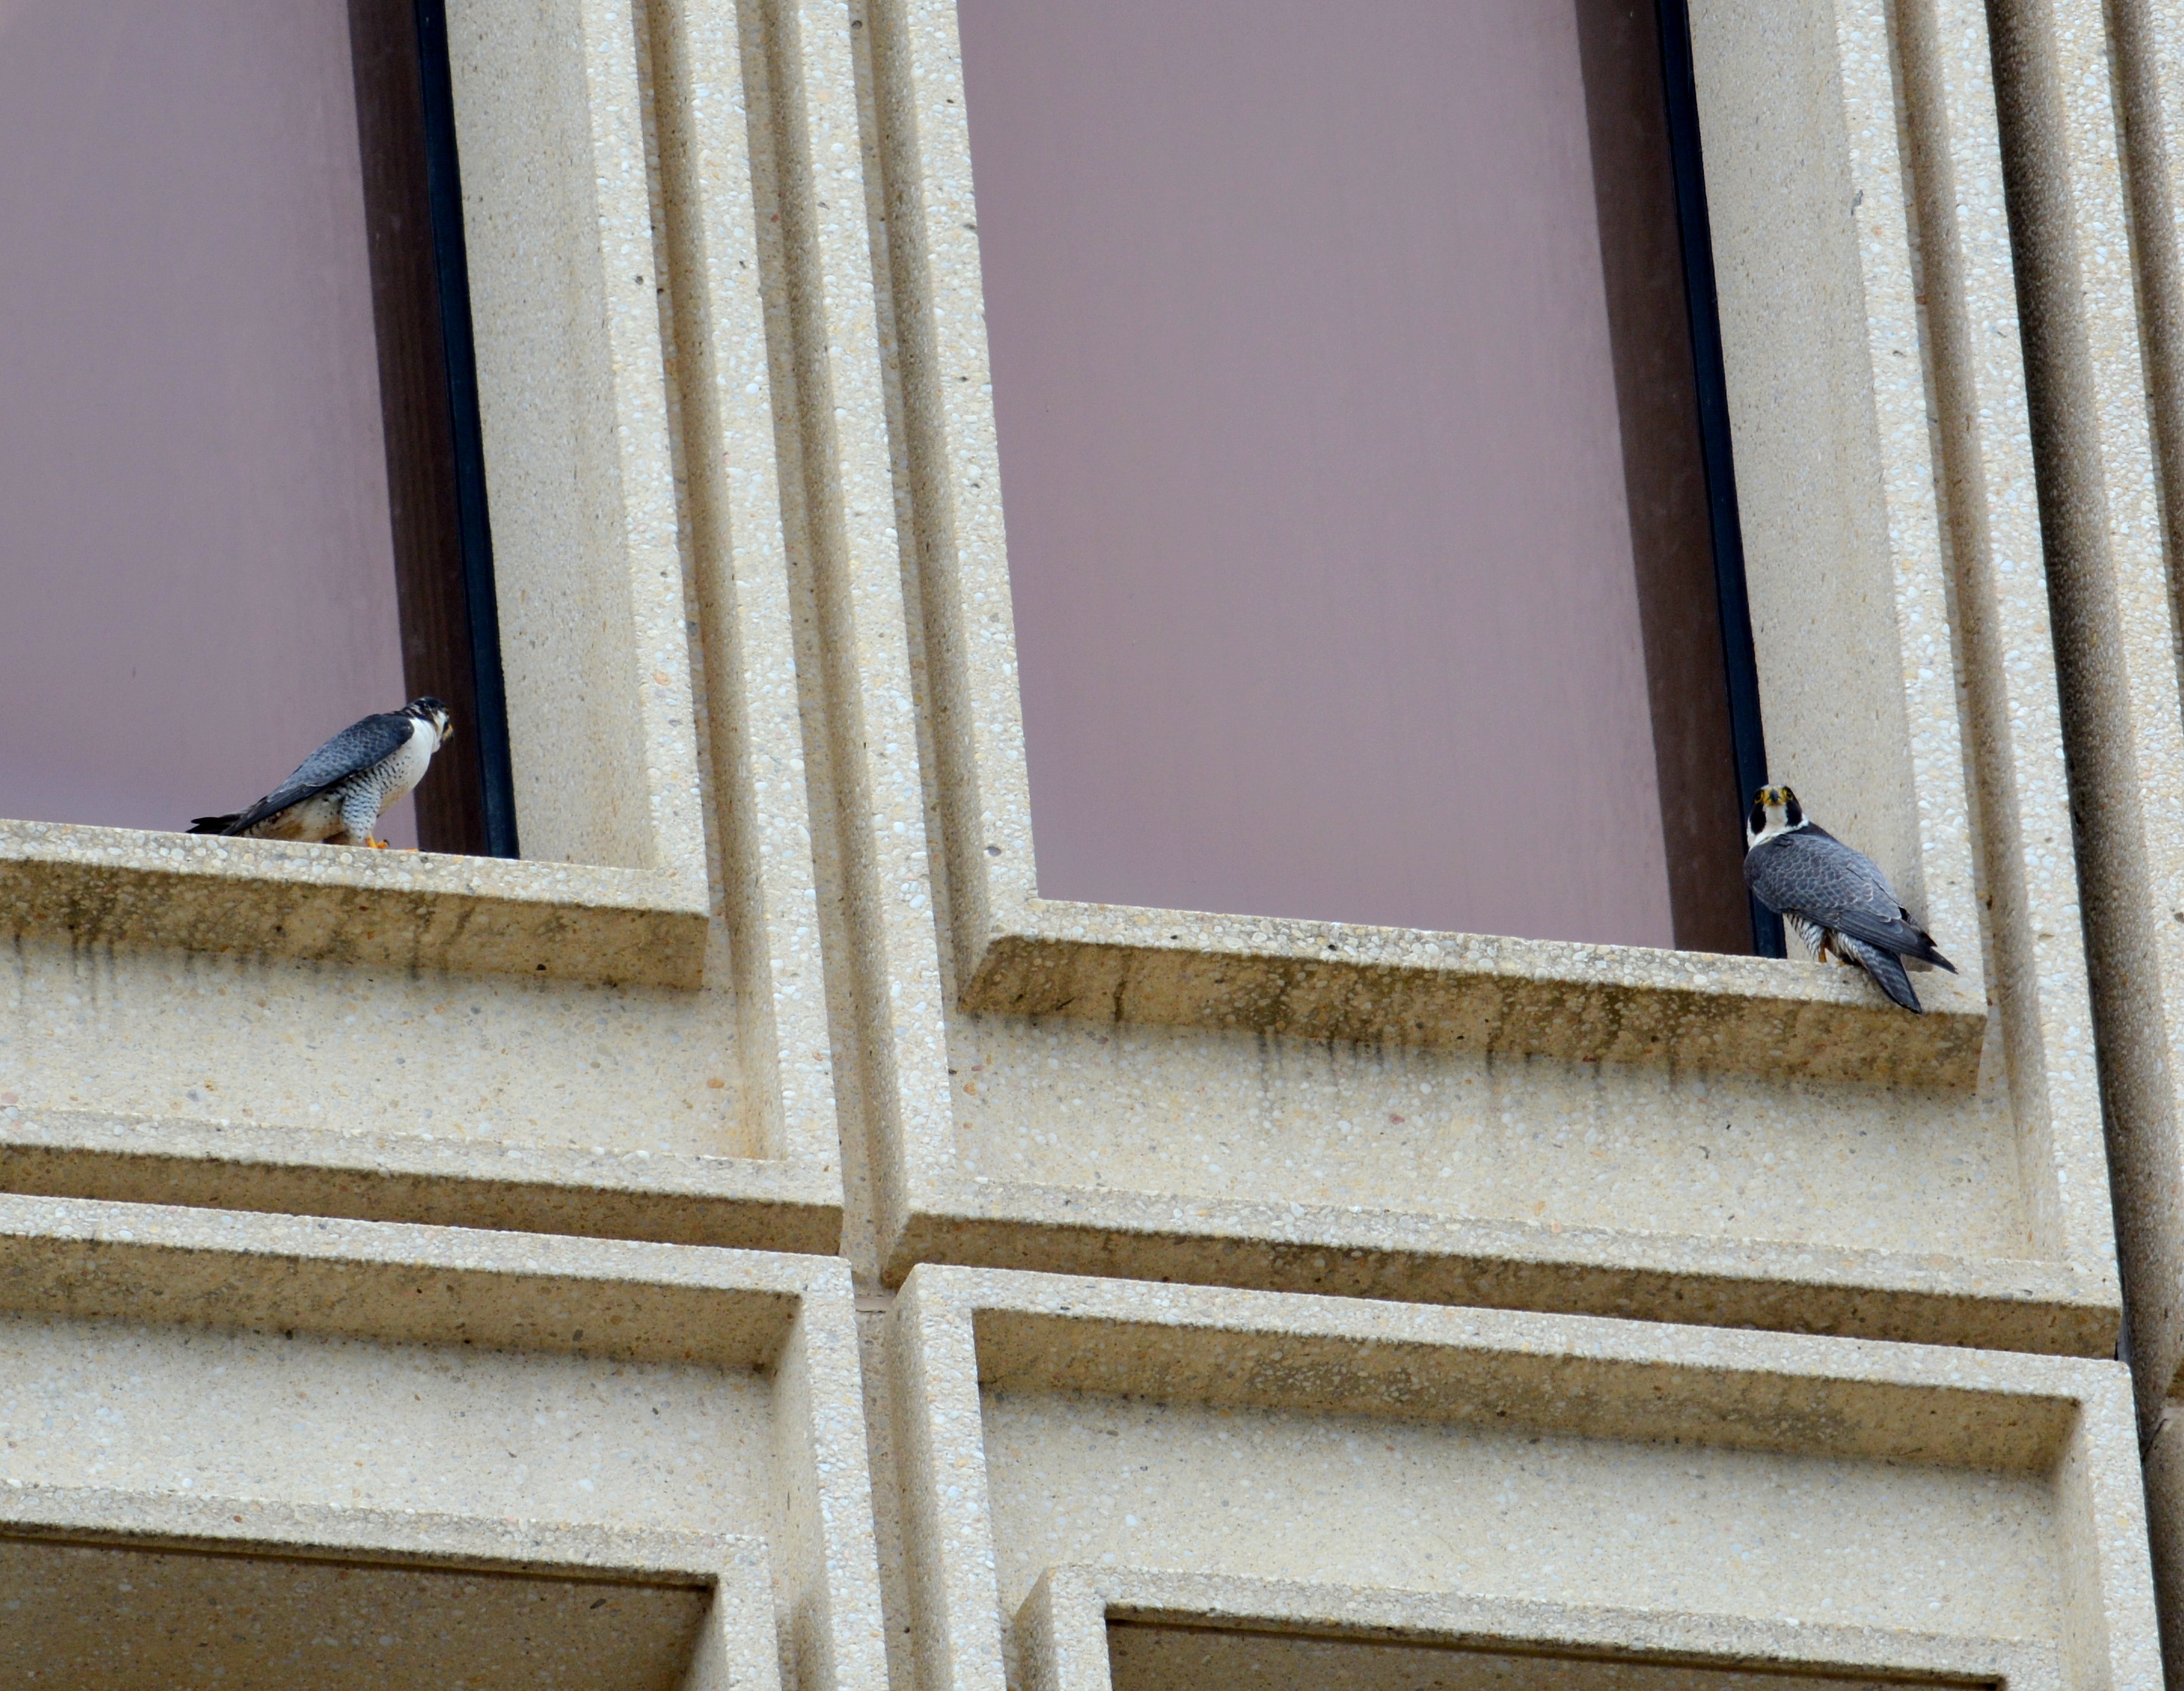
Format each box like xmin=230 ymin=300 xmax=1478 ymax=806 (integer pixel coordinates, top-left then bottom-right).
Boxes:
xmin=405 ymin=698 xmax=454 ymax=750
xmin=1746 ymin=784 xmax=1806 ymax=846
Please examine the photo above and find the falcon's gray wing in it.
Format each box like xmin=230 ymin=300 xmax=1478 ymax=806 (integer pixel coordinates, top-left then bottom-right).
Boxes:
xmin=224 ymin=712 xmax=415 ymax=835
xmin=1744 ymin=826 xmax=1950 ymax=965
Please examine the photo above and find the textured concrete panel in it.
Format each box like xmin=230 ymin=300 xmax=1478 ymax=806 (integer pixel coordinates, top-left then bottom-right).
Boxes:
xmin=887 ymin=1266 xmax=2158 ymax=1691
xmin=769 ymin=0 xmax=2124 ymax=1351
xmin=0 ymin=1197 xmax=887 ymax=1691
xmin=1971 ymin=0 xmax=2184 ymax=1672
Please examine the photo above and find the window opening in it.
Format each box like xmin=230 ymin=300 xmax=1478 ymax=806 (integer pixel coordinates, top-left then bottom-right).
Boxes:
xmin=407 ymin=0 xmax=518 ymax=858
xmin=962 ymin=0 xmax=1768 ymax=953
xmin=0 ymin=0 xmax=515 ymax=859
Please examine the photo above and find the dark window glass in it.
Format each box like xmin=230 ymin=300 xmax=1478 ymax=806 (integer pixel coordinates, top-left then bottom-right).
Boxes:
xmin=0 ymin=0 xmax=509 ymax=856
xmin=961 ymin=0 xmax=1757 ymax=952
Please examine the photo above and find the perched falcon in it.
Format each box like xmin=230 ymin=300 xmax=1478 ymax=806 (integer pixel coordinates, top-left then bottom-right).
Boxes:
xmin=188 ymin=698 xmax=453 ymax=848
xmin=1744 ymin=784 xmax=1956 ymax=1012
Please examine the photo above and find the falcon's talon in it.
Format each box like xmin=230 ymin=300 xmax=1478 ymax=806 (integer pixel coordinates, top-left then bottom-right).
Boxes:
xmin=185 ymin=699 xmax=454 ymax=855
xmin=1745 ymin=784 xmax=1956 ymax=1014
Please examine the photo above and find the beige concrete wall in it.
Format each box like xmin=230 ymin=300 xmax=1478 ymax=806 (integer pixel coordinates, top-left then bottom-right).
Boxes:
xmin=843 ymin=0 xmax=2114 ymax=1359
xmin=0 ymin=0 xmax=2173 ymax=1683
xmin=890 ymin=1267 xmax=2156 ymax=1691
xmin=1984 ymin=0 xmax=2184 ymax=1677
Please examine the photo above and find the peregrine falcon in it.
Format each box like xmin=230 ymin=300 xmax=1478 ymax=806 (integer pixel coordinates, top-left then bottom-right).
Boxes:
xmin=188 ymin=698 xmax=453 ymax=848
xmin=1744 ymin=784 xmax=1956 ymax=1012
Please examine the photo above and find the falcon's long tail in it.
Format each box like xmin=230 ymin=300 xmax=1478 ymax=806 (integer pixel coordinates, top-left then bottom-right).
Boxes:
xmin=187 ymin=814 xmax=240 ymax=835
xmin=1840 ymin=934 xmax=1922 ymax=1013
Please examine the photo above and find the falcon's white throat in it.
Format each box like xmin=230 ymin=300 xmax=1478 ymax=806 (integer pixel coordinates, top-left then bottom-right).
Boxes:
xmin=1746 ymin=808 xmax=1810 ymax=850
xmin=378 ymin=714 xmax=441 ymax=808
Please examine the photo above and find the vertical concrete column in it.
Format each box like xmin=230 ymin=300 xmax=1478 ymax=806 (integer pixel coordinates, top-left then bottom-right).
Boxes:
xmin=756 ymin=0 xmax=957 ymax=1273
xmin=1984 ymin=0 xmax=2184 ymax=1672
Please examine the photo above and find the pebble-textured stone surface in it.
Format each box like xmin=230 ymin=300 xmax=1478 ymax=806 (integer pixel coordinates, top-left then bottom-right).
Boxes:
xmin=0 ymin=1197 xmax=884 ymax=1691
xmin=814 ymin=0 xmax=2122 ymax=1358
xmin=0 ymin=818 xmax=709 ymax=988
xmin=1988 ymin=0 xmax=2184 ymax=1675
xmin=0 ymin=0 xmax=2173 ymax=1683
xmin=890 ymin=1264 xmax=2158 ymax=1691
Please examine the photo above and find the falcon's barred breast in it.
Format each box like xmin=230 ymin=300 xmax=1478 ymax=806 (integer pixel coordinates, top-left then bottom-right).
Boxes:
xmin=1742 ymin=784 xmax=1955 ymax=1012
xmin=188 ymin=698 xmax=454 ymax=848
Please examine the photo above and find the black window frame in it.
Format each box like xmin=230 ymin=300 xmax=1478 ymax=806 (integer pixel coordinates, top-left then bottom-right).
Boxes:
xmin=352 ymin=0 xmax=518 ymax=858
xmin=1657 ymin=0 xmax=1781 ymax=957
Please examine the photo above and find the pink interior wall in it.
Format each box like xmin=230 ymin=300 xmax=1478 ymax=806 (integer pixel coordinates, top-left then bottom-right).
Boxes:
xmin=0 ymin=1 xmax=417 ymax=846
xmin=960 ymin=0 xmax=1672 ymax=946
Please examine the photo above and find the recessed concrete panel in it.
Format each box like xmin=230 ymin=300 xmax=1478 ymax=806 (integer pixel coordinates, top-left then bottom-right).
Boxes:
xmin=886 ymin=1267 xmax=2158 ymax=1691
xmin=0 ymin=1496 xmax=775 ymax=1691
xmin=1026 ymin=1569 xmax=2061 ymax=1691
xmin=0 ymin=1197 xmax=887 ymax=1691
xmin=0 ymin=1541 xmax=708 ymax=1691
xmin=1100 ymin=1624 xmax=1966 ymax=1691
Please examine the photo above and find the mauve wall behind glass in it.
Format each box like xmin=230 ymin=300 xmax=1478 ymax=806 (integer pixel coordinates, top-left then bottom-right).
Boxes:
xmin=0 ymin=0 xmax=415 ymax=846
xmin=961 ymin=0 xmax=1673 ymax=946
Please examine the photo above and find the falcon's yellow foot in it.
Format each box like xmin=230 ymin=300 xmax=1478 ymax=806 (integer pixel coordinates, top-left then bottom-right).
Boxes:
xmin=366 ymin=838 xmax=388 ymax=849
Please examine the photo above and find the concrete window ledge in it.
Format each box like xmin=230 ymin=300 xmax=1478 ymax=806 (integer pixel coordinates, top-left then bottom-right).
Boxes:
xmin=0 ymin=1196 xmax=889 ymax=1691
xmin=1020 ymin=1567 xmax=2062 ymax=1691
xmin=0 ymin=1486 xmax=778 ymax=1689
xmin=888 ymin=1266 xmax=2159 ymax=1691
xmin=961 ymin=899 xmax=1987 ymax=1088
xmin=0 ymin=821 xmax=711 ymax=989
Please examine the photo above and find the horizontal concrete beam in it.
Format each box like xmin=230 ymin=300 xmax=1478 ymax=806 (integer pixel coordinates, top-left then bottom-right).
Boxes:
xmin=1021 ymin=1567 xmax=2063 ymax=1691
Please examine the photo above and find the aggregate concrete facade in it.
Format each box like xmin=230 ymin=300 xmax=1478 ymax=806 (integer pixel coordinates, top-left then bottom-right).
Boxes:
xmin=1988 ymin=0 xmax=2184 ymax=1675
xmin=889 ymin=1266 xmax=2155 ymax=1691
xmin=0 ymin=1196 xmax=884 ymax=1689
xmin=0 ymin=0 xmax=2173 ymax=1684
xmin=851 ymin=0 xmax=2118 ymax=1356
